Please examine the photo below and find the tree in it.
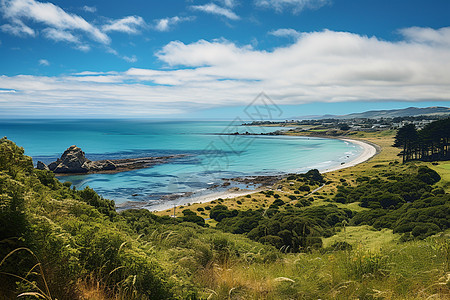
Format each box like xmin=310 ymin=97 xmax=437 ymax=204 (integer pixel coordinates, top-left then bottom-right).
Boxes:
xmin=393 ymin=118 xmax=450 ymax=162
xmin=394 ymin=124 xmax=419 ymax=163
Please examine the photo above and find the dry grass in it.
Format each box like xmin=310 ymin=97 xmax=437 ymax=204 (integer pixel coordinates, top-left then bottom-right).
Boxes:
xmin=77 ymin=278 xmax=110 ymax=300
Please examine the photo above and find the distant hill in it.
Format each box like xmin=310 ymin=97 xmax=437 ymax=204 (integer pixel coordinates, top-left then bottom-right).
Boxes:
xmin=339 ymin=106 xmax=450 ymax=119
xmin=293 ymin=106 xmax=450 ymax=120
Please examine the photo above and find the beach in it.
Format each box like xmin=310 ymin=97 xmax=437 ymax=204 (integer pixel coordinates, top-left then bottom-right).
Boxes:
xmin=320 ymin=138 xmax=379 ymax=174
xmin=151 ymin=138 xmax=379 ymax=212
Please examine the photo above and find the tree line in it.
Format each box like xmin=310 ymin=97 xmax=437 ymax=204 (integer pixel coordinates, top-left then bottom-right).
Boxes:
xmin=394 ymin=118 xmax=450 ymax=163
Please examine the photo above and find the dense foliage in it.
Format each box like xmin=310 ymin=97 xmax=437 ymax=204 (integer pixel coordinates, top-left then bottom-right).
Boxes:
xmin=212 ymin=203 xmax=355 ymax=252
xmin=333 ymin=165 xmax=448 ymax=240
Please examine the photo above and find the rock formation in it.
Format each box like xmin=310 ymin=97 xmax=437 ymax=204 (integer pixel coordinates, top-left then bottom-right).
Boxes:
xmin=36 ymin=160 xmax=50 ymax=171
xmin=37 ymin=145 xmax=116 ymax=174
xmin=36 ymin=145 xmax=185 ymax=174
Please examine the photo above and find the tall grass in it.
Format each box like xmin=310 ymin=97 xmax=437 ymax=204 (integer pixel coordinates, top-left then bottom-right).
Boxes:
xmin=0 ymin=247 xmax=53 ymax=300
xmin=188 ymin=235 xmax=449 ymax=299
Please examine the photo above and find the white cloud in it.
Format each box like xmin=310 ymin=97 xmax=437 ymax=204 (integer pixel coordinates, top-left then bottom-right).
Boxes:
xmin=156 ymin=39 xmax=253 ymax=67
xmin=0 ymin=27 xmax=449 ymax=117
xmin=82 ymin=5 xmax=96 ymax=13
xmin=269 ymin=28 xmax=301 ymax=39
xmin=123 ymin=55 xmax=137 ymax=63
xmin=191 ymin=3 xmax=240 ymax=20
xmin=102 ymin=16 xmax=146 ymax=34
xmin=76 ymin=44 xmax=90 ymax=52
xmin=255 ymin=0 xmax=331 ymax=13
xmin=38 ymin=59 xmax=49 ymax=66
xmin=154 ymin=16 xmax=194 ymax=32
xmin=42 ymin=28 xmax=78 ymax=43
xmin=0 ymin=0 xmax=110 ymax=44
xmin=0 ymin=19 xmax=35 ymax=36
xmin=399 ymin=26 xmax=450 ymax=46
xmin=0 ymin=0 xmax=148 ymax=57
xmin=42 ymin=27 xmax=91 ymax=51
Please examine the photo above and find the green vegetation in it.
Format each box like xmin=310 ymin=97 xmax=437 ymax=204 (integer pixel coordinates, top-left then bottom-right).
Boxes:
xmin=209 ymin=165 xmax=448 ymax=252
xmin=394 ymin=117 xmax=450 ymax=162
xmin=1 ymin=135 xmax=449 ymax=299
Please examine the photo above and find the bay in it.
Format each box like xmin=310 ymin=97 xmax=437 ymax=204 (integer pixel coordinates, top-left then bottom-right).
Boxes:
xmin=0 ymin=119 xmax=362 ymax=208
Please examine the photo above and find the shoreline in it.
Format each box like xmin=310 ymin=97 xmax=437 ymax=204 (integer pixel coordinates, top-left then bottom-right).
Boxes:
xmin=148 ymin=137 xmax=379 ymax=212
xmin=319 ymin=138 xmax=379 ymax=174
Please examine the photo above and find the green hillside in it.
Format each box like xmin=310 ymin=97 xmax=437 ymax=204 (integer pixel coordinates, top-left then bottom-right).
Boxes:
xmin=1 ymin=136 xmax=449 ymax=299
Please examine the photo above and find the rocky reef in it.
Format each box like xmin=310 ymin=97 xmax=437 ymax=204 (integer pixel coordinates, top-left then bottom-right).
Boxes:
xmin=36 ymin=145 xmax=185 ymax=174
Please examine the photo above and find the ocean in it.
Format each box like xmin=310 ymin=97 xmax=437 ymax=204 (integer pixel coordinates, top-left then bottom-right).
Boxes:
xmin=0 ymin=119 xmax=362 ymax=209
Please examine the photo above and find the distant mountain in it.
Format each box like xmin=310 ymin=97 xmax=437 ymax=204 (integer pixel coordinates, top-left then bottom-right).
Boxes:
xmin=292 ymin=106 xmax=450 ymax=120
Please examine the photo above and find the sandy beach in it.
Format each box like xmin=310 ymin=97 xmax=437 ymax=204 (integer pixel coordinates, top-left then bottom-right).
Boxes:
xmin=319 ymin=138 xmax=379 ymax=174
xmin=151 ymin=138 xmax=379 ymax=212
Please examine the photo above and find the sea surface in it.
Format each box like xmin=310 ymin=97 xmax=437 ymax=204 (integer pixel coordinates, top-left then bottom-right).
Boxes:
xmin=0 ymin=119 xmax=362 ymax=209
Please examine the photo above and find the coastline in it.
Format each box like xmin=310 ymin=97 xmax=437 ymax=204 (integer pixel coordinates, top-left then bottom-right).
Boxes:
xmin=149 ymin=137 xmax=379 ymax=212
xmin=319 ymin=138 xmax=379 ymax=174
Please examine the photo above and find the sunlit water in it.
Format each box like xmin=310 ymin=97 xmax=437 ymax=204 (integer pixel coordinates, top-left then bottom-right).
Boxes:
xmin=0 ymin=119 xmax=362 ymax=208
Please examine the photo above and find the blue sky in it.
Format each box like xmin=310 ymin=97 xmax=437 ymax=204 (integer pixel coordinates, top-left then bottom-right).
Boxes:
xmin=0 ymin=0 xmax=449 ymax=119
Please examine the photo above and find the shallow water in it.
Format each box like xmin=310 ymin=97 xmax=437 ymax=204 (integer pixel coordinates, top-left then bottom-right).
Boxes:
xmin=0 ymin=119 xmax=362 ymax=208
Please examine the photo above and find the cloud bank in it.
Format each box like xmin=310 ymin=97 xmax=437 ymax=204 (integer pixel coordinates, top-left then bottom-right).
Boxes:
xmin=0 ymin=27 xmax=449 ymax=117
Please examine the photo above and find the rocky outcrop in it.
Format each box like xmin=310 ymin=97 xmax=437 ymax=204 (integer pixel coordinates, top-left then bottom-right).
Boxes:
xmin=36 ymin=160 xmax=50 ymax=171
xmin=38 ymin=145 xmax=185 ymax=174
xmin=90 ymin=160 xmax=116 ymax=171
xmin=41 ymin=145 xmax=117 ymax=174
xmin=51 ymin=145 xmax=93 ymax=173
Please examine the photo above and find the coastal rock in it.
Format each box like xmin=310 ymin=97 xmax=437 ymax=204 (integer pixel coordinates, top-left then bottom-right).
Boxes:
xmin=52 ymin=145 xmax=91 ymax=173
xmin=47 ymin=160 xmax=59 ymax=171
xmin=99 ymin=160 xmax=116 ymax=171
xmin=36 ymin=161 xmax=50 ymax=171
xmin=89 ymin=160 xmax=117 ymax=171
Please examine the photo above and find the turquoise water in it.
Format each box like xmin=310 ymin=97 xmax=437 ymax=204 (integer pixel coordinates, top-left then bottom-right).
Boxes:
xmin=0 ymin=120 xmax=362 ymax=208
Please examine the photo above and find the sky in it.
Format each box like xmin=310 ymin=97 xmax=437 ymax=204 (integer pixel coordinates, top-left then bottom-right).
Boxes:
xmin=0 ymin=0 xmax=449 ymax=119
